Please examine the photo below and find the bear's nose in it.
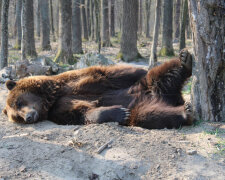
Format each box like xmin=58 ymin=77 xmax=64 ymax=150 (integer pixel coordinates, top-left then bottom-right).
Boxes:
xmin=25 ymin=111 xmax=38 ymax=123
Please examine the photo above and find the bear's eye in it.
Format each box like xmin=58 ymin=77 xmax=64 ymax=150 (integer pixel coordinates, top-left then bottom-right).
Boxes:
xmin=16 ymin=101 xmax=23 ymax=109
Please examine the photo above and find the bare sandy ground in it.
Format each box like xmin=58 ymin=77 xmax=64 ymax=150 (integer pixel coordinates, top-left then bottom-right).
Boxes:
xmin=0 ymin=82 xmax=224 ymax=180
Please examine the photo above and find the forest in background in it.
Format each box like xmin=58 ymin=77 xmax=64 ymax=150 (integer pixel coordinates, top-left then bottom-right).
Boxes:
xmin=0 ymin=0 xmax=224 ymax=122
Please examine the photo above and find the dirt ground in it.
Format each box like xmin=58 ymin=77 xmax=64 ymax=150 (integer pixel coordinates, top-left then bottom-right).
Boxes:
xmin=1 ymin=39 xmax=224 ymax=180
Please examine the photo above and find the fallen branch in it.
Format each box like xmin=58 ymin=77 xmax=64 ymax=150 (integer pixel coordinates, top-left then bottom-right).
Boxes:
xmin=96 ymin=139 xmax=114 ymax=154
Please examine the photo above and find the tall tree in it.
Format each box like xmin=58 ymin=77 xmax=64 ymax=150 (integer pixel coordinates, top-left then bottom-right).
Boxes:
xmin=23 ymin=0 xmax=37 ymax=57
xmin=110 ymin=0 xmax=115 ymax=37
xmin=149 ymin=0 xmax=161 ymax=67
xmin=95 ymin=0 xmax=101 ymax=53
xmin=40 ymin=0 xmax=51 ymax=50
xmin=90 ymin=0 xmax=95 ymax=40
xmin=35 ymin=0 xmax=41 ymax=38
xmin=87 ymin=0 xmax=91 ymax=36
xmin=72 ymin=0 xmax=83 ymax=54
xmin=159 ymin=0 xmax=174 ymax=56
xmin=81 ymin=0 xmax=88 ymax=40
xmin=145 ymin=0 xmax=151 ymax=38
xmin=55 ymin=0 xmax=73 ymax=64
xmin=174 ymin=0 xmax=181 ymax=41
xmin=179 ymin=0 xmax=188 ymax=50
xmin=102 ymin=0 xmax=111 ymax=47
xmin=120 ymin=0 xmax=139 ymax=62
xmin=49 ymin=0 xmax=55 ymax=41
xmin=138 ymin=0 xmax=143 ymax=35
xmin=15 ymin=0 xmax=22 ymax=50
xmin=189 ymin=0 xmax=225 ymax=122
xmin=0 ymin=0 xmax=10 ymax=69
xmin=21 ymin=0 xmax=26 ymax=60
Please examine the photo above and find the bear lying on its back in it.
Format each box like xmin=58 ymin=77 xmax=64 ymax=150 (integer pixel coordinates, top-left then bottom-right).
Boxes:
xmin=3 ymin=49 xmax=193 ymax=129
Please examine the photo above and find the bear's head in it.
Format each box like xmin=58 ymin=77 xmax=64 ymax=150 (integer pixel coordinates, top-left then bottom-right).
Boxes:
xmin=3 ymin=78 xmax=57 ymax=124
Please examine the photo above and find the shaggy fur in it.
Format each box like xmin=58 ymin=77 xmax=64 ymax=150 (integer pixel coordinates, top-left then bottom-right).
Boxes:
xmin=3 ymin=50 xmax=193 ymax=129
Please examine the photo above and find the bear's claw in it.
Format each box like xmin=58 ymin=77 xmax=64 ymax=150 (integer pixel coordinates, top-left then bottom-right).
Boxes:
xmin=179 ymin=48 xmax=192 ymax=72
xmin=120 ymin=107 xmax=130 ymax=122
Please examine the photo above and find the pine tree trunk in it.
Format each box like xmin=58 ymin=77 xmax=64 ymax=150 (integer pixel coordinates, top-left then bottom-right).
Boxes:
xmin=55 ymin=0 xmax=59 ymax=38
xmin=90 ymin=0 xmax=95 ymax=40
xmin=35 ymin=0 xmax=41 ymax=38
xmin=179 ymin=0 xmax=188 ymax=50
xmin=49 ymin=0 xmax=55 ymax=41
xmin=110 ymin=0 xmax=115 ymax=37
xmin=40 ymin=0 xmax=51 ymax=50
xmin=120 ymin=0 xmax=139 ymax=62
xmin=189 ymin=0 xmax=225 ymax=122
xmin=149 ymin=0 xmax=161 ymax=67
xmin=81 ymin=0 xmax=88 ymax=40
xmin=145 ymin=0 xmax=151 ymax=38
xmin=15 ymin=0 xmax=22 ymax=50
xmin=159 ymin=0 xmax=174 ymax=56
xmin=24 ymin=0 xmax=37 ymax=57
xmin=0 ymin=0 xmax=10 ymax=69
xmin=87 ymin=0 xmax=91 ymax=36
xmin=102 ymin=0 xmax=111 ymax=47
xmin=55 ymin=0 xmax=74 ymax=64
xmin=138 ymin=0 xmax=143 ymax=35
xmin=94 ymin=0 xmax=101 ymax=53
xmin=21 ymin=0 xmax=27 ymax=60
xmin=174 ymin=0 xmax=181 ymax=41
xmin=72 ymin=0 xmax=83 ymax=54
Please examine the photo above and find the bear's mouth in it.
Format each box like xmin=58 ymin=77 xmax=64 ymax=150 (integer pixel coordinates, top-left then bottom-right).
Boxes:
xmin=24 ymin=110 xmax=39 ymax=123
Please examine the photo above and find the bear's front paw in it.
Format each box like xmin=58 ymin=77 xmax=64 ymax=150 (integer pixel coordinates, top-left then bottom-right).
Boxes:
xmin=179 ymin=48 xmax=192 ymax=72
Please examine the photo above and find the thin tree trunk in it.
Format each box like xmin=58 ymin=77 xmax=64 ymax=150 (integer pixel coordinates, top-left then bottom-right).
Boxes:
xmin=145 ymin=0 xmax=151 ymax=38
xmin=149 ymin=0 xmax=161 ymax=67
xmin=24 ymin=0 xmax=37 ymax=57
xmin=102 ymin=0 xmax=111 ymax=47
xmin=138 ymin=0 xmax=143 ymax=35
xmin=36 ymin=0 xmax=41 ymax=38
xmin=87 ymin=0 xmax=91 ymax=36
xmin=55 ymin=0 xmax=59 ymax=38
xmin=40 ymin=0 xmax=51 ymax=50
xmin=110 ymin=0 xmax=115 ymax=37
xmin=54 ymin=0 xmax=74 ymax=64
xmin=90 ymin=0 xmax=95 ymax=40
xmin=94 ymin=0 xmax=101 ymax=53
xmin=81 ymin=0 xmax=88 ymax=40
xmin=174 ymin=0 xmax=181 ymax=41
xmin=21 ymin=0 xmax=26 ymax=60
xmin=49 ymin=0 xmax=56 ymax=41
xmin=15 ymin=0 xmax=22 ymax=50
xmin=120 ymin=0 xmax=139 ymax=62
xmin=179 ymin=0 xmax=188 ymax=50
xmin=72 ymin=0 xmax=83 ymax=54
xmin=189 ymin=0 xmax=225 ymax=122
xmin=159 ymin=0 xmax=174 ymax=56
xmin=0 ymin=0 xmax=10 ymax=69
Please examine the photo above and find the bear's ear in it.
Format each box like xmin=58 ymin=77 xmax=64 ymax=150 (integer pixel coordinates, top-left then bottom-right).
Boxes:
xmin=2 ymin=108 xmax=7 ymax=115
xmin=6 ymin=80 xmax=17 ymax=90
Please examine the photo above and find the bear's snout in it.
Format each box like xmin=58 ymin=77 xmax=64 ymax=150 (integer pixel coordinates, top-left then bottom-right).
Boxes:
xmin=25 ymin=110 xmax=39 ymax=123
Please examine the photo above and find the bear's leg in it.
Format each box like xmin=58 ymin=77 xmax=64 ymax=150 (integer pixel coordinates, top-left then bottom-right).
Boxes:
xmin=85 ymin=105 xmax=130 ymax=125
xmin=128 ymin=101 xmax=193 ymax=129
xmin=143 ymin=49 xmax=192 ymax=105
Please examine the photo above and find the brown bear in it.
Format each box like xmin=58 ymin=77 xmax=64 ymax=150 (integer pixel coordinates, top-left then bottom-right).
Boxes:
xmin=3 ymin=49 xmax=193 ymax=129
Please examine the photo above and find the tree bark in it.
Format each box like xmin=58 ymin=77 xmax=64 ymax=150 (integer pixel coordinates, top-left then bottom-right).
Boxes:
xmin=35 ymin=0 xmax=41 ymax=38
xmin=145 ymin=0 xmax=151 ymax=38
xmin=94 ymin=0 xmax=101 ymax=53
xmin=87 ymin=0 xmax=91 ymax=36
xmin=81 ymin=0 xmax=88 ymax=40
xmin=120 ymin=0 xmax=139 ymax=62
xmin=101 ymin=0 xmax=111 ymax=47
xmin=72 ymin=0 xmax=83 ymax=54
xmin=21 ymin=0 xmax=27 ymax=60
xmin=149 ymin=0 xmax=161 ymax=67
xmin=174 ymin=0 xmax=181 ymax=41
xmin=189 ymin=0 xmax=225 ymax=122
xmin=159 ymin=0 xmax=174 ymax=56
xmin=54 ymin=0 xmax=74 ymax=64
xmin=15 ymin=0 xmax=22 ymax=50
xmin=90 ymin=0 xmax=95 ymax=40
xmin=24 ymin=0 xmax=37 ymax=57
xmin=179 ymin=0 xmax=188 ymax=50
xmin=40 ymin=0 xmax=51 ymax=50
xmin=0 ymin=0 xmax=10 ymax=69
xmin=110 ymin=0 xmax=115 ymax=37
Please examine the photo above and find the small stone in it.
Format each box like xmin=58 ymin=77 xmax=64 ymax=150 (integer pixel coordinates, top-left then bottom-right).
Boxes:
xmin=19 ymin=166 xmax=26 ymax=172
xmin=43 ymin=137 xmax=49 ymax=140
xmin=187 ymin=150 xmax=197 ymax=155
